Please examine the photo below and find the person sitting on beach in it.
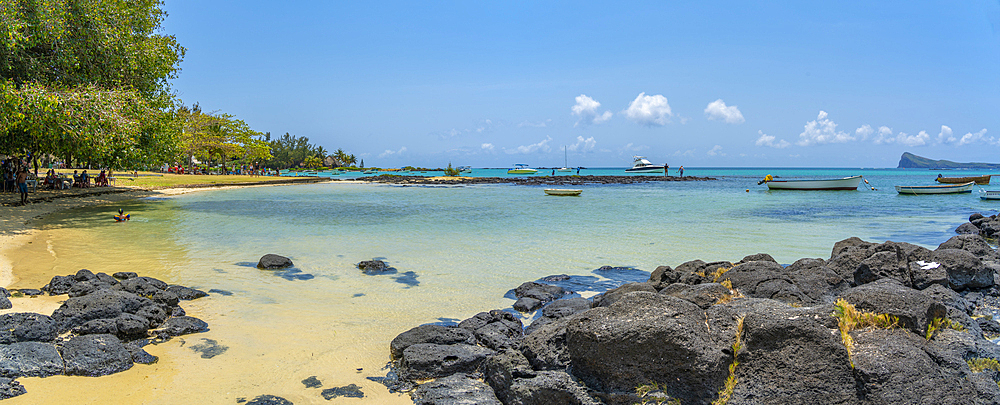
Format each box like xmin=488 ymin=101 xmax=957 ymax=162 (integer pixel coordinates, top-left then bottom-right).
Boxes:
xmin=96 ymin=170 xmax=108 ymax=187
xmin=43 ymin=170 xmax=56 ymax=189
xmin=80 ymin=170 xmax=90 ymax=188
xmin=72 ymin=170 xmax=80 ymax=187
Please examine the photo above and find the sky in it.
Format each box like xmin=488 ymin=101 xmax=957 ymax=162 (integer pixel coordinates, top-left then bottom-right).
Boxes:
xmin=160 ymin=1 xmax=1000 ymax=168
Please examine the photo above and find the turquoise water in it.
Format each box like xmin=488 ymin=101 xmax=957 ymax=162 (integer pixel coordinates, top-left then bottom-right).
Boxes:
xmin=16 ymin=167 xmax=1000 ymax=403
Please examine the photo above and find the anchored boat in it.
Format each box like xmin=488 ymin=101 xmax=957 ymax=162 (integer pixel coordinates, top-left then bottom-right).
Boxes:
xmin=507 ymin=164 xmax=538 ymax=175
xmin=625 ymin=156 xmax=665 ymax=173
xmin=544 ymin=189 xmax=582 ymax=196
xmin=895 ymin=182 xmax=975 ymax=195
xmin=935 ymin=174 xmax=991 ymax=185
xmin=759 ymin=175 xmax=862 ymax=190
xmin=980 ymin=189 xmax=1000 ymax=200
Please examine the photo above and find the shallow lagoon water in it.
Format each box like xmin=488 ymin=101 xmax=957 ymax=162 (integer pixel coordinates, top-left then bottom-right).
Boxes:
xmin=6 ymin=167 xmax=999 ymax=404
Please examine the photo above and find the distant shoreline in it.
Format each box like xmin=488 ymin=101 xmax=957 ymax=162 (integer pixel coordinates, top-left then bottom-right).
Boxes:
xmin=352 ymin=174 xmax=716 ymax=185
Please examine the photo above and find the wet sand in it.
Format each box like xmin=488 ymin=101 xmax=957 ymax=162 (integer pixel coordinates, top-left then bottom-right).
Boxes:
xmin=0 ymin=180 xmax=413 ymax=405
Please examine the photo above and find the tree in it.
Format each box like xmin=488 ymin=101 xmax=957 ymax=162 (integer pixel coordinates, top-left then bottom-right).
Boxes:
xmin=0 ymin=0 xmax=185 ymax=170
xmin=176 ymin=104 xmax=271 ymax=173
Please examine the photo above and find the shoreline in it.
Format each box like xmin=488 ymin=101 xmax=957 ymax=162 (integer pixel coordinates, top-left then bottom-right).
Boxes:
xmin=0 ymin=177 xmax=331 ymax=290
xmin=353 ymin=174 xmax=715 ymax=185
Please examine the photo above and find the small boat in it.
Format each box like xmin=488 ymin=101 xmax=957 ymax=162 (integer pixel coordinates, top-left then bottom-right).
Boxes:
xmin=895 ymin=182 xmax=975 ymax=195
xmin=979 ymin=189 xmax=1000 ymax=200
xmin=557 ymin=146 xmax=572 ymax=172
xmin=625 ymin=156 xmax=665 ymax=173
xmin=457 ymin=166 xmax=472 ymax=173
xmin=936 ymin=175 xmax=991 ymax=185
xmin=544 ymin=189 xmax=582 ymax=196
xmin=508 ymin=164 xmax=538 ymax=174
xmin=760 ymin=175 xmax=862 ymax=190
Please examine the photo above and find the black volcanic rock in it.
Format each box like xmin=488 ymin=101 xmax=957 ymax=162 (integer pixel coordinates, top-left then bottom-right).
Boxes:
xmin=257 ymin=254 xmax=293 ymax=269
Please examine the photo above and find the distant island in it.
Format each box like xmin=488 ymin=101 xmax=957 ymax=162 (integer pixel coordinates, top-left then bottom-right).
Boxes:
xmin=897 ymin=152 xmax=1000 ymax=169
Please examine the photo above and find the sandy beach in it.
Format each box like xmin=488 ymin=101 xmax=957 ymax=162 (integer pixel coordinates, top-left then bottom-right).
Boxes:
xmin=0 ymin=179 xmax=337 ymax=292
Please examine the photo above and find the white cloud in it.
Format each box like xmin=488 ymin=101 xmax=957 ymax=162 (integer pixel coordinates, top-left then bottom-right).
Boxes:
xmin=872 ymin=126 xmax=929 ymax=146
xmin=872 ymin=126 xmax=894 ymax=144
xmin=899 ymin=131 xmax=931 ymax=147
xmin=855 ymin=125 xmax=874 ymax=141
xmin=567 ymin=136 xmax=597 ymax=152
xmin=796 ymin=111 xmax=855 ymax=146
xmin=938 ymin=125 xmax=954 ymax=143
xmin=624 ymin=92 xmax=673 ymax=126
xmin=755 ymin=130 xmax=791 ymax=148
xmin=571 ymin=95 xmax=612 ymax=127
xmin=706 ymin=145 xmax=726 ymax=156
xmin=481 ymin=143 xmax=494 ymax=151
xmin=674 ymin=149 xmax=695 ymax=157
xmin=959 ymin=129 xmax=987 ymax=146
xmin=505 ymin=136 xmax=553 ymax=154
xmin=704 ymin=99 xmax=745 ymax=124
xmin=378 ymin=146 xmax=407 ymax=158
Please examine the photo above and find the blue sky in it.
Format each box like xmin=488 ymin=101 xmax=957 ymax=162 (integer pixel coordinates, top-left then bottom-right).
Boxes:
xmin=161 ymin=1 xmax=1000 ymax=168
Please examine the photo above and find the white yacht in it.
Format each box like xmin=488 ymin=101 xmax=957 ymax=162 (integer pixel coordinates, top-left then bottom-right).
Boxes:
xmin=625 ymin=156 xmax=665 ymax=173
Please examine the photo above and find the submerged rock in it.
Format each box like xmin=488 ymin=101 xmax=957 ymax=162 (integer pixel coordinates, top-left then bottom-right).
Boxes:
xmin=257 ymin=254 xmax=293 ymax=270
xmin=244 ymin=395 xmax=293 ymax=405
xmin=321 ymin=384 xmax=364 ymax=399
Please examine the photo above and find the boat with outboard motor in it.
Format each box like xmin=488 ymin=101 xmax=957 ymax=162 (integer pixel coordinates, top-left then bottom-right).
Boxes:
xmin=625 ymin=156 xmax=665 ymax=173
xmin=895 ymin=182 xmax=974 ymax=195
xmin=935 ymin=174 xmax=991 ymax=185
xmin=758 ymin=174 xmax=863 ymax=190
xmin=507 ymin=164 xmax=538 ymax=174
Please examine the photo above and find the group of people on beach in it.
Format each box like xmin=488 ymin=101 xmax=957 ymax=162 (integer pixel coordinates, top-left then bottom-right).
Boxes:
xmin=1 ymin=157 xmax=31 ymax=205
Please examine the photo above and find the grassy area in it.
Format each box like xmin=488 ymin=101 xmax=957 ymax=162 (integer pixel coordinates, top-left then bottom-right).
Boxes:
xmin=51 ymin=170 xmax=311 ymax=189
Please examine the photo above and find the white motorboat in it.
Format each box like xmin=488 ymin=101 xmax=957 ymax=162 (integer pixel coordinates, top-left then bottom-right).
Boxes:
xmin=979 ymin=189 xmax=1000 ymax=200
xmin=895 ymin=182 xmax=974 ymax=195
xmin=544 ymin=189 xmax=582 ymax=196
xmin=625 ymin=156 xmax=665 ymax=173
xmin=508 ymin=164 xmax=538 ymax=174
xmin=761 ymin=175 xmax=862 ymax=190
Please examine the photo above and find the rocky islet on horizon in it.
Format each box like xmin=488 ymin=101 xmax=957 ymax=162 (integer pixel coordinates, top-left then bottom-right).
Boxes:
xmin=384 ymin=213 xmax=1000 ymax=405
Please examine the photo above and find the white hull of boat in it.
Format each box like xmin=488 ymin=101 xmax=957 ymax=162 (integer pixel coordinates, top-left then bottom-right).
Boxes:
xmin=765 ymin=175 xmax=862 ymax=190
xmin=625 ymin=167 xmax=666 ymax=173
xmin=544 ymin=189 xmax=582 ymax=196
xmin=895 ymin=182 xmax=974 ymax=195
xmin=980 ymin=190 xmax=1000 ymax=200
xmin=557 ymin=168 xmax=572 ymax=172
xmin=508 ymin=169 xmax=538 ymax=174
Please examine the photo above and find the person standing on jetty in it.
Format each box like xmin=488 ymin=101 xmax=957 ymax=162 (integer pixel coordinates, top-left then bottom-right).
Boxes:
xmin=664 ymin=164 xmax=669 ymax=177
xmin=16 ymin=167 xmax=28 ymax=205
xmin=678 ymin=166 xmax=684 ymax=177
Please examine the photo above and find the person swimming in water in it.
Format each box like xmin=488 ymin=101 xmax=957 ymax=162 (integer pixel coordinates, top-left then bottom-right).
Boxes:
xmin=114 ymin=208 xmax=130 ymax=222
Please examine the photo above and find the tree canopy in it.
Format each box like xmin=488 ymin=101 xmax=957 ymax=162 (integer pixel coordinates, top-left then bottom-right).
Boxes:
xmin=176 ymin=104 xmax=271 ymax=171
xmin=0 ymin=0 xmax=185 ymax=169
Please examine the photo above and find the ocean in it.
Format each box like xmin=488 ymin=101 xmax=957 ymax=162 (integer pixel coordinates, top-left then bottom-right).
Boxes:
xmin=6 ymin=167 xmax=998 ymax=404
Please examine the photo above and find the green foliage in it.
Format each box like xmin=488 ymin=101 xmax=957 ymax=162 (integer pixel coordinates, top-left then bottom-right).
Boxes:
xmin=0 ymin=0 xmax=184 ymax=169
xmin=926 ymin=317 xmax=966 ymax=340
xmin=634 ymin=382 xmax=680 ymax=405
xmin=263 ymin=133 xmax=333 ymax=169
xmin=967 ymin=358 xmax=1000 ymax=373
xmin=833 ymin=299 xmax=899 ymax=368
xmin=176 ymin=104 xmax=270 ymax=171
xmin=443 ymin=162 xmax=460 ymax=176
